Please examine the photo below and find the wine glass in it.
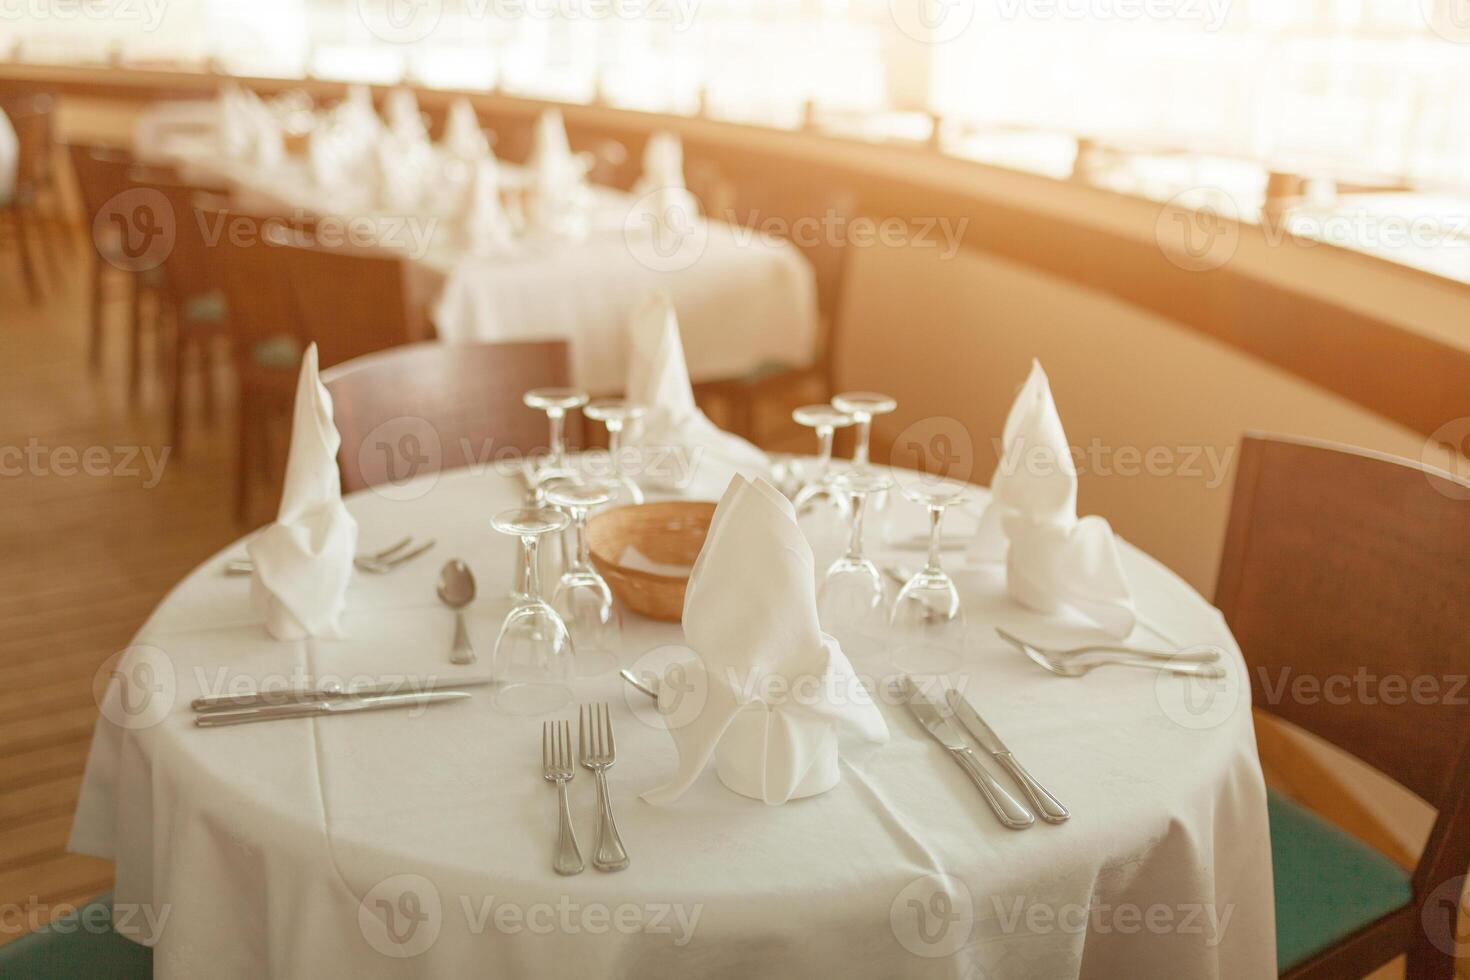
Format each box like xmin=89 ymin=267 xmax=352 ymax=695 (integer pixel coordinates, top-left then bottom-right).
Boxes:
xmin=791 ymin=404 xmax=854 ymax=513
xmin=818 ymin=469 xmax=891 ymax=654
xmin=491 ymin=507 xmax=575 ymax=714
xmin=831 ymin=392 xmax=897 ymax=471
xmin=522 ymin=387 xmax=589 ymax=487
xmin=543 ymin=480 xmax=621 ymax=678
xmin=889 ymin=482 xmax=972 ymax=674
xmin=583 ymin=399 xmax=647 ymax=505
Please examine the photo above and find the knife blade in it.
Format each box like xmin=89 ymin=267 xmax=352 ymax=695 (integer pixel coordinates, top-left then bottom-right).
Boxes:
xmin=191 ymin=677 xmax=495 ymax=713
xmin=900 ymin=678 xmax=1034 ymax=829
xmin=194 ymin=690 xmax=472 ymax=727
xmin=945 ymin=689 xmax=1069 ymax=824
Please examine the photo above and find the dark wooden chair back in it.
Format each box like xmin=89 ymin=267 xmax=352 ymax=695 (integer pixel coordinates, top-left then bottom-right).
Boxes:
xmin=1216 ymin=433 xmax=1470 ymax=977
xmin=126 ymin=167 xmax=228 ymax=308
xmin=192 ymin=194 xmax=301 ymax=360
xmin=268 ymin=233 xmax=429 ymax=369
xmin=320 ymin=341 xmax=575 ymax=494
xmin=66 ymin=144 xmax=137 ymax=250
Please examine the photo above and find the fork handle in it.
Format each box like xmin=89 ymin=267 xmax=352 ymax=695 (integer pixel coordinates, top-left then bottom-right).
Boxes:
xmin=553 ymin=780 xmax=584 ymax=876
xmin=1070 ymin=645 xmax=1222 ymax=664
xmin=1109 ymin=657 xmax=1226 ymax=678
xmin=591 ymin=769 xmax=630 ymax=872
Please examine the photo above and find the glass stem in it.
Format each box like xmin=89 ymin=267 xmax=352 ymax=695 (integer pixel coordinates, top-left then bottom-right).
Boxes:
xmin=854 ymin=416 xmax=871 ymax=467
xmin=520 ymin=536 xmax=541 ymax=599
xmin=845 ymin=492 xmax=867 ymax=560
xmin=573 ymin=509 xmax=591 ymax=570
xmin=549 ymin=410 xmax=566 ymax=470
xmin=924 ymin=504 xmax=945 ymax=574
xmin=816 ymin=425 xmax=834 ymax=480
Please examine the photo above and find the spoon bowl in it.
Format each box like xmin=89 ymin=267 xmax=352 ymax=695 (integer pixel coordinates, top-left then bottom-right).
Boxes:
xmin=437 ymin=560 xmax=478 ymax=665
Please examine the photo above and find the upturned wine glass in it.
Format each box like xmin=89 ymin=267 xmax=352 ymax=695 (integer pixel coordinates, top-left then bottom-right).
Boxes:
xmin=791 ymin=404 xmax=854 ymax=513
xmin=523 ymin=387 xmax=589 ymax=486
xmin=818 ymin=469 xmax=892 ymax=652
xmin=491 ymin=507 xmax=575 ymax=714
xmin=889 ymin=482 xmax=972 ymax=674
xmin=583 ymin=399 xmax=647 ymax=505
xmin=831 ymin=391 xmax=897 ymax=470
xmin=543 ymin=480 xmax=621 ymax=678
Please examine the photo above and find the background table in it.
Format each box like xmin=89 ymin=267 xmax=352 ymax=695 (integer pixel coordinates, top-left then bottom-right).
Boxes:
xmin=71 ymin=463 xmax=1276 ymax=979
xmin=133 ymin=101 xmax=820 ymax=393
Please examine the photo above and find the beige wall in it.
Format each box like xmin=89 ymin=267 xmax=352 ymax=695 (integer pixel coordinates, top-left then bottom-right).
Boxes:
xmin=839 ymin=241 xmax=1448 ymax=600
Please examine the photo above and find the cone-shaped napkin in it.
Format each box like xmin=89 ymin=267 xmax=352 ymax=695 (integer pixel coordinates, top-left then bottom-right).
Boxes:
xmin=526 ymin=109 xmax=590 ymax=237
xmin=970 ymin=361 xmax=1135 ymax=637
xmin=441 ymin=98 xmax=490 ymax=161
xmin=642 ymin=476 xmax=888 ymax=806
xmin=384 ymin=87 xmax=427 ymax=142
xmin=625 ymin=293 xmax=767 ymax=489
xmin=247 ymin=344 xmax=358 ymax=640
xmin=463 ymin=156 xmax=516 ymax=255
xmin=631 ymin=131 xmax=686 ymax=197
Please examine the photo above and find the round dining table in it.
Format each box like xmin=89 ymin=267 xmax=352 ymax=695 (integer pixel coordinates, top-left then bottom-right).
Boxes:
xmin=71 ymin=461 xmax=1276 ymax=979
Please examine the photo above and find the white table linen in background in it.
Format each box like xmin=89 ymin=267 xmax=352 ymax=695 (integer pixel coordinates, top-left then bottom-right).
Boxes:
xmin=0 ymin=106 xmax=17 ymax=205
xmin=71 ymin=465 xmax=1275 ymax=980
xmin=131 ymin=100 xmax=820 ymax=394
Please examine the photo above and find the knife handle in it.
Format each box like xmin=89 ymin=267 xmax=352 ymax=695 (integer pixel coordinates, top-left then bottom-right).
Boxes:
xmin=995 ymin=753 xmax=1069 ymax=823
xmin=952 ymin=749 xmax=1034 ymax=829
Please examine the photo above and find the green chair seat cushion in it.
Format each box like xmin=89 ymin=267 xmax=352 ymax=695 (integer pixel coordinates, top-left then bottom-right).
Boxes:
xmin=1268 ymin=787 xmax=1412 ymax=973
xmin=0 ymin=892 xmax=152 ymax=979
xmin=182 ymin=289 xmax=227 ymax=325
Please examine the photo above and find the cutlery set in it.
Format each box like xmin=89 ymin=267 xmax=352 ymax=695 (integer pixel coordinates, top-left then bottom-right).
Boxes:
xmin=897 ymin=676 xmax=1068 ymax=830
xmin=222 ymin=536 xmax=436 ymax=577
xmin=543 ymin=703 xmax=629 ymax=875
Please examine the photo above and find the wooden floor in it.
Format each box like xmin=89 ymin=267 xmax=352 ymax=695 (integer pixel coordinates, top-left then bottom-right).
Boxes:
xmin=0 ymin=226 xmax=245 ymax=944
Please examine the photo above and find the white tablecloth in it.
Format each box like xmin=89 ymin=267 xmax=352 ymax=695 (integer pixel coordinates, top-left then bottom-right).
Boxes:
xmin=71 ymin=463 xmax=1275 ymax=979
xmin=133 ymin=101 xmax=820 ymax=393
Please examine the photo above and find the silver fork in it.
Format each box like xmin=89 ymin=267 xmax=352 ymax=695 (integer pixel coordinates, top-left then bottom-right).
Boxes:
xmin=543 ymin=720 xmax=584 ymax=876
xmin=994 ymin=628 xmax=1223 ymax=664
xmin=580 ymin=703 xmax=630 ymax=872
xmin=222 ymin=537 xmax=434 ymax=576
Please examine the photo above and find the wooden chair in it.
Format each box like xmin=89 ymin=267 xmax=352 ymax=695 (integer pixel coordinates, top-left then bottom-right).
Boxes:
xmin=691 ymin=175 xmax=859 ymax=441
xmin=1216 ymin=434 xmax=1470 ymax=978
xmin=67 ymin=143 xmax=162 ymax=372
xmin=1 ymin=95 xmax=55 ymax=302
xmin=126 ymin=166 xmax=232 ymax=455
xmin=320 ymin=340 xmax=575 ymax=494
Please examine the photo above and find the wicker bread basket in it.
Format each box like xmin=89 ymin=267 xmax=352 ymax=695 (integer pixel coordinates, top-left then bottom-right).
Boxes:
xmin=586 ymin=501 xmax=716 ymax=622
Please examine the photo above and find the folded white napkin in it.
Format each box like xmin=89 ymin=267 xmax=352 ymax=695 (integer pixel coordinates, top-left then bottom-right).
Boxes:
xmin=338 ymin=85 xmax=383 ymax=140
xmin=631 ymin=131 xmax=686 ymax=197
xmin=441 ymin=98 xmax=490 ymax=161
xmin=462 ymin=156 xmax=517 ymax=255
xmin=642 ymin=476 xmax=888 ymax=806
xmin=247 ymin=344 xmax=358 ymax=641
xmin=0 ymin=107 xmax=16 ymax=206
xmin=384 ymin=87 xmax=427 ymax=142
xmin=218 ymin=84 xmax=284 ymax=168
xmin=374 ymin=133 xmax=436 ymax=213
xmin=525 ymin=109 xmax=590 ymax=238
xmin=971 ymin=361 xmax=1136 ymax=637
xmin=625 ymin=293 xmax=768 ymax=489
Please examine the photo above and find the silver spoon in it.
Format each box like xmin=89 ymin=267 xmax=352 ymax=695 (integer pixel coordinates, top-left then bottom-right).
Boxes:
xmin=437 ymin=560 xmax=477 ymax=665
xmin=1001 ymin=630 xmax=1226 ymax=679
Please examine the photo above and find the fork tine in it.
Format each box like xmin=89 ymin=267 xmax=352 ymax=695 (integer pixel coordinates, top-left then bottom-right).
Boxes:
xmin=602 ymin=702 xmax=615 ymax=762
xmin=542 ymin=721 xmax=550 ymax=773
xmin=561 ymin=720 xmax=573 ymax=777
xmin=578 ymin=703 xmax=588 ymax=764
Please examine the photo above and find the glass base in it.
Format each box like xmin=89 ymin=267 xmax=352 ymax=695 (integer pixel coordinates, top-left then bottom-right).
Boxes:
xmin=494 ymin=681 xmax=573 ymax=716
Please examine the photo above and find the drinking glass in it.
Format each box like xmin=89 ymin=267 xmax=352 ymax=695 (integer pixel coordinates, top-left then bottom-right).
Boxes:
xmin=523 ymin=387 xmax=589 ymax=486
xmin=791 ymin=404 xmax=854 ymax=513
xmin=831 ymin=392 xmax=897 ymax=470
xmin=818 ymin=469 xmax=891 ymax=652
xmin=889 ymin=483 xmax=972 ymax=674
xmin=491 ymin=507 xmax=575 ymax=714
xmin=544 ymin=480 xmax=621 ymax=678
xmin=583 ymin=399 xmax=647 ymax=505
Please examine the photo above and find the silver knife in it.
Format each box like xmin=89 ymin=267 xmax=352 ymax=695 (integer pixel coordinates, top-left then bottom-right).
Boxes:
xmin=195 ymin=691 xmax=472 ymax=727
xmin=192 ymin=677 xmax=494 ymax=713
xmin=945 ymin=689 xmax=1069 ymax=824
xmin=900 ymin=678 xmax=1034 ymax=829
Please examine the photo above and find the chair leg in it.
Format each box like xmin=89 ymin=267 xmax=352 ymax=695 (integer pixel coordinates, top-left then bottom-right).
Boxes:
xmin=11 ymin=207 xmax=43 ymax=304
xmin=201 ymin=335 xmax=218 ymax=424
xmin=235 ymin=392 xmax=253 ymax=525
xmin=89 ymin=259 xmax=105 ymax=371
xmin=169 ymin=329 xmax=188 ymax=463
xmin=129 ymin=278 xmax=144 ymax=402
xmin=34 ymin=206 xmax=63 ymax=282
